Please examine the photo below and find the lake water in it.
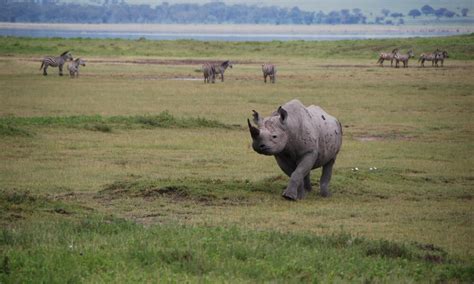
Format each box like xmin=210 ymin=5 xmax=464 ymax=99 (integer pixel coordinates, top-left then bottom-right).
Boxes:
xmin=0 ymin=27 xmax=468 ymax=41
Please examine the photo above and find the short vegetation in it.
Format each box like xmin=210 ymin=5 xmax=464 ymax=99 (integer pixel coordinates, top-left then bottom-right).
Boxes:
xmin=0 ymin=35 xmax=473 ymax=282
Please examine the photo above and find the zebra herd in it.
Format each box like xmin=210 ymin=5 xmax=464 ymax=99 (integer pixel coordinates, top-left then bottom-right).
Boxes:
xmin=39 ymin=51 xmax=86 ymax=78
xmin=377 ymin=48 xmax=449 ymax=68
xmin=202 ymin=61 xmax=276 ymax=84
xmin=40 ymin=48 xmax=449 ymax=81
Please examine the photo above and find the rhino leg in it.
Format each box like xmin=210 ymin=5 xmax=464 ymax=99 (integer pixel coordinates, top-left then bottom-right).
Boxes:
xmin=296 ymin=175 xmax=311 ymax=199
xmin=304 ymin=174 xmax=312 ymax=193
xmin=275 ymin=156 xmax=298 ymax=200
xmin=320 ymin=159 xmax=335 ymax=197
xmin=282 ymin=153 xmax=317 ymax=201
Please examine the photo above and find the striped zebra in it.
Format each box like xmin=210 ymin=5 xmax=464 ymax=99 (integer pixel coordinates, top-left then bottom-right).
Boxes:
xmin=376 ymin=48 xmax=399 ymax=67
xmin=434 ymin=50 xmax=449 ymax=67
xmin=394 ymin=49 xmax=415 ymax=68
xmin=212 ymin=60 xmax=232 ymax=82
xmin=39 ymin=51 xmax=73 ymax=76
xmin=67 ymin=58 xmax=86 ymax=78
xmin=202 ymin=63 xmax=216 ymax=84
xmin=262 ymin=63 xmax=276 ymax=83
xmin=418 ymin=49 xmax=440 ymax=67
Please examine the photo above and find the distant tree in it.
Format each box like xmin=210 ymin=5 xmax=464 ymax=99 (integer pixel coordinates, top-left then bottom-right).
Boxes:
xmin=313 ymin=10 xmax=325 ymax=24
xmin=327 ymin=11 xmax=341 ymax=24
xmin=444 ymin=10 xmax=456 ymax=18
xmin=375 ymin=16 xmax=384 ymax=24
xmin=303 ymin=11 xmax=314 ymax=25
xmin=434 ymin=8 xmax=448 ymax=18
xmin=352 ymin=8 xmax=362 ymax=15
xmin=390 ymin=12 xmax=404 ymax=18
xmin=381 ymin=8 xmax=390 ymax=17
xmin=397 ymin=18 xmax=404 ymax=25
xmin=289 ymin=6 xmax=303 ymax=24
xmin=0 ymin=1 xmax=369 ymax=25
xmin=461 ymin=8 xmax=468 ymax=17
xmin=385 ymin=19 xmax=393 ymax=25
xmin=421 ymin=5 xmax=435 ymax=16
xmin=408 ymin=9 xmax=421 ymax=18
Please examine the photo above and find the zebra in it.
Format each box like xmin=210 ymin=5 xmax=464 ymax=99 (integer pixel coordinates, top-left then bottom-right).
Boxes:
xmin=434 ymin=50 xmax=449 ymax=67
xmin=418 ymin=49 xmax=440 ymax=67
xmin=212 ymin=60 xmax=233 ymax=82
xmin=202 ymin=63 xmax=216 ymax=84
xmin=262 ymin=63 xmax=276 ymax=83
xmin=394 ymin=49 xmax=415 ymax=68
xmin=67 ymin=58 xmax=86 ymax=78
xmin=376 ymin=48 xmax=399 ymax=67
xmin=39 ymin=51 xmax=73 ymax=76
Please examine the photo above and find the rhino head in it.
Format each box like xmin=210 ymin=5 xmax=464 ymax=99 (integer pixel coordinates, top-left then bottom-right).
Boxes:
xmin=247 ymin=107 xmax=289 ymax=156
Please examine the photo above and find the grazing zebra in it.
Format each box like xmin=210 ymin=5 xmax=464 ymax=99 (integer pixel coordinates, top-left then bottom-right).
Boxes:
xmin=68 ymin=58 xmax=86 ymax=78
xmin=394 ymin=49 xmax=415 ymax=68
xmin=212 ymin=60 xmax=233 ymax=82
xmin=434 ymin=50 xmax=449 ymax=67
xmin=202 ymin=63 xmax=216 ymax=84
xmin=39 ymin=51 xmax=73 ymax=76
xmin=262 ymin=63 xmax=276 ymax=83
xmin=376 ymin=48 xmax=399 ymax=67
xmin=418 ymin=49 xmax=440 ymax=67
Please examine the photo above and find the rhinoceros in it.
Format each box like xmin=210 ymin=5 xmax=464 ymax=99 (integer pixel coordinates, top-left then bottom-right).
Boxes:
xmin=247 ymin=99 xmax=342 ymax=200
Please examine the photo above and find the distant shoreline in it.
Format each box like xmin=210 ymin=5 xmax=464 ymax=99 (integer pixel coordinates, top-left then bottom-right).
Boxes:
xmin=1 ymin=23 xmax=472 ymax=41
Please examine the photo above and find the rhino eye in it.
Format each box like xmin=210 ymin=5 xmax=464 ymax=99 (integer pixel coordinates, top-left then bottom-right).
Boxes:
xmin=272 ymin=135 xmax=278 ymax=139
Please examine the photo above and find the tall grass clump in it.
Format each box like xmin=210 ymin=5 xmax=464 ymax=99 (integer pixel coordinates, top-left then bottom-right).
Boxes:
xmin=0 ymin=124 xmax=32 ymax=137
xmin=0 ymin=111 xmax=236 ymax=130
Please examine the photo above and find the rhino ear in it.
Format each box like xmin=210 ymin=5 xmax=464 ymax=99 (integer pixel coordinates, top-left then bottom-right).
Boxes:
xmin=252 ymin=110 xmax=260 ymax=125
xmin=278 ymin=106 xmax=288 ymax=123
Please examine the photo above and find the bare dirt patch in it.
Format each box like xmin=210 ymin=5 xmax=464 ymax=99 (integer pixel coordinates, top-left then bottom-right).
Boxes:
xmin=16 ymin=56 xmax=258 ymax=66
xmin=354 ymin=136 xmax=385 ymax=142
xmin=353 ymin=134 xmax=415 ymax=142
xmin=94 ymin=58 xmax=258 ymax=65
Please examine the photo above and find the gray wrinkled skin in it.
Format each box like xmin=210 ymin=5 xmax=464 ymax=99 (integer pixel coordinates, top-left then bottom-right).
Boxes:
xmin=248 ymin=99 xmax=342 ymax=200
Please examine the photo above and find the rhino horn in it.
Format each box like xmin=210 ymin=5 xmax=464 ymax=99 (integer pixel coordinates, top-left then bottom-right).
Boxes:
xmin=247 ymin=119 xmax=260 ymax=138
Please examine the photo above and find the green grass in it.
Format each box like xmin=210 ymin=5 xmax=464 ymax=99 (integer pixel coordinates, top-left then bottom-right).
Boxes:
xmin=1 ymin=190 xmax=472 ymax=283
xmin=0 ymin=123 xmax=33 ymax=137
xmin=0 ymin=112 xmax=238 ymax=133
xmin=0 ymin=35 xmax=473 ymax=282
xmin=1 ymin=33 xmax=474 ymax=59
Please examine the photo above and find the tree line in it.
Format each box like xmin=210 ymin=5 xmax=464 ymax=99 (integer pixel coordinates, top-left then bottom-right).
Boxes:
xmin=0 ymin=1 xmax=469 ymax=25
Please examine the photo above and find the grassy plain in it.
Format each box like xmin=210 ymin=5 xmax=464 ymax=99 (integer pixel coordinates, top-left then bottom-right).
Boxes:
xmin=0 ymin=35 xmax=473 ymax=282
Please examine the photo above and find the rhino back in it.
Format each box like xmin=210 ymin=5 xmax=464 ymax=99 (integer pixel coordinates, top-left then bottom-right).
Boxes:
xmin=276 ymin=100 xmax=342 ymax=166
xmin=281 ymin=100 xmax=320 ymax=153
xmin=307 ymin=105 xmax=342 ymax=166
